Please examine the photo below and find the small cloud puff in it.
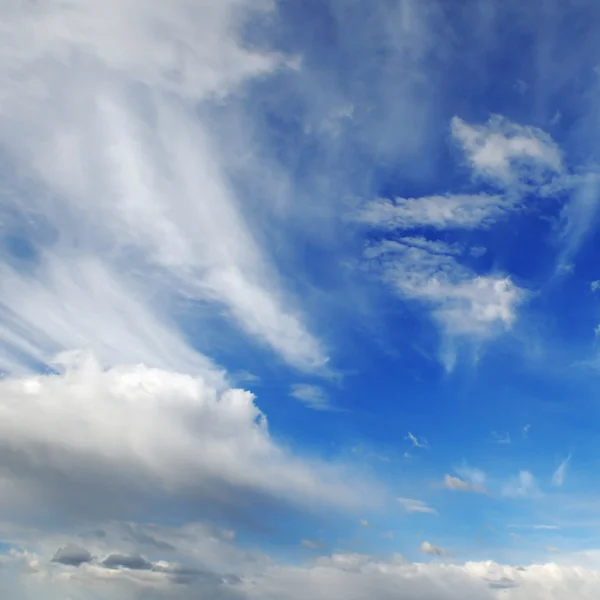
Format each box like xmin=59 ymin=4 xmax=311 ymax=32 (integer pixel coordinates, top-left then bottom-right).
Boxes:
xmin=420 ymin=541 xmax=450 ymax=556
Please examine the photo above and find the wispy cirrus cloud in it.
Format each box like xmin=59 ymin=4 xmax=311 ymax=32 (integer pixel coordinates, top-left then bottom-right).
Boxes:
xmin=289 ymin=384 xmax=333 ymax=411
xmin=552 ymin=456 xmax=572 ymax=487
xmin=397 ymin=497 xmax=437 ymax=514
xmin=406 ymin=432 xmax=430 ymax=449
xmin=502 ymin=471 xmax=540 ymax=499
xmin=355 ymin=194 xmax=511 ymax=231
xmin=0 ymin=0 xmax=327 ymax=376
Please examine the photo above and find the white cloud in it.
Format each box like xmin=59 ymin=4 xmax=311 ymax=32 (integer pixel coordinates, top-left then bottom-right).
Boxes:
xmin=363 ymin=229 xmax=524 ymax=373
xmin=356 ymin=194 xmax=511 ymax=230
xmin=357 ymin=116 xmax=543 ymax=365
xmin=451 ymin=115 xmax=562 ymax=187
xmin=377 ymin=243 xmax=524 ymax=339
xmin=397 ymin=498 xmax=437 ymax=514
xmin=7 ymin=526 xmax=600 ymax=600
xmin=592 ymin=281 xmax=600 ymax=292
xmin=552 ymin=456 xmax=571 ymax=487
xmin=406 ymin=432 xmax=430 ymax=449
xmin=0 ymin=0 xmax=327 ymax=374
xmin=0 ymin=255 xmax=224 ymax=384
xmin=220 ymin=556 xmax=600 ymax=599
xmin=443 ymin=474 xmax=486 ymax=494
xmin=502 ymin=471 xmax=540 ymax=499
xmin=289 ymin=384 xmax=332 ymax=411
xmin=420 ymin=541 xmax=450 ymax=556
xmin=0 ymin=354 xmax=376 ymax=523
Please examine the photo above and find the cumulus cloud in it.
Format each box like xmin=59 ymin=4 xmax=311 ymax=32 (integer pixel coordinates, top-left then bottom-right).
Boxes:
xmin=0 ymin=0 xmax=327 ymax=375
xmin=451 ymin=115 xmax=563 ymax=187
xmin=397 ymin=498 xmax=437 ymax=514
xmin=0 ymin=353 xmax=375 ymax=523
xmin=420 ymin=541 xmax=450 ymax=556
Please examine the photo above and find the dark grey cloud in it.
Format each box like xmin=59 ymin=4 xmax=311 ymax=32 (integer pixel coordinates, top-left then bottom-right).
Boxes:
xmin=102 ymin=553 xmax=153 ymax=571
xmin=52 ymin=544 xmax=92 ymax=567
xmin=486 ymin=576 xmax=520 ymax=589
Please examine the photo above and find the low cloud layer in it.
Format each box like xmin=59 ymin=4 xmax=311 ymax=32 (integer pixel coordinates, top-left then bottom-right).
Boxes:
xmin=6 ymin=530 xmax=600 ymax=600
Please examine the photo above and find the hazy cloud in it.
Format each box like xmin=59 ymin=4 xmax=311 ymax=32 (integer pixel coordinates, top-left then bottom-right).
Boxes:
xmin=443 ymin=474 xmax=486 ymax=494
xmin=289 ymin=384 xmax=333 ymax=411
xmin=552 ymin=456 xmax=572 ymax=487
xmin=397 ymin=497 xmax=437 ymax=514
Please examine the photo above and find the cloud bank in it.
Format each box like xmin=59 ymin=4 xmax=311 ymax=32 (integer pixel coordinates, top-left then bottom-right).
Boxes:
xmin=0 ymin=352 xmax=373 ymax=523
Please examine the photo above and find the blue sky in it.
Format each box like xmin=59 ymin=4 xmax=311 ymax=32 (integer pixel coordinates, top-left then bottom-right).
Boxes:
xmin=2 ymin=0 xmax=600 ymax=598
